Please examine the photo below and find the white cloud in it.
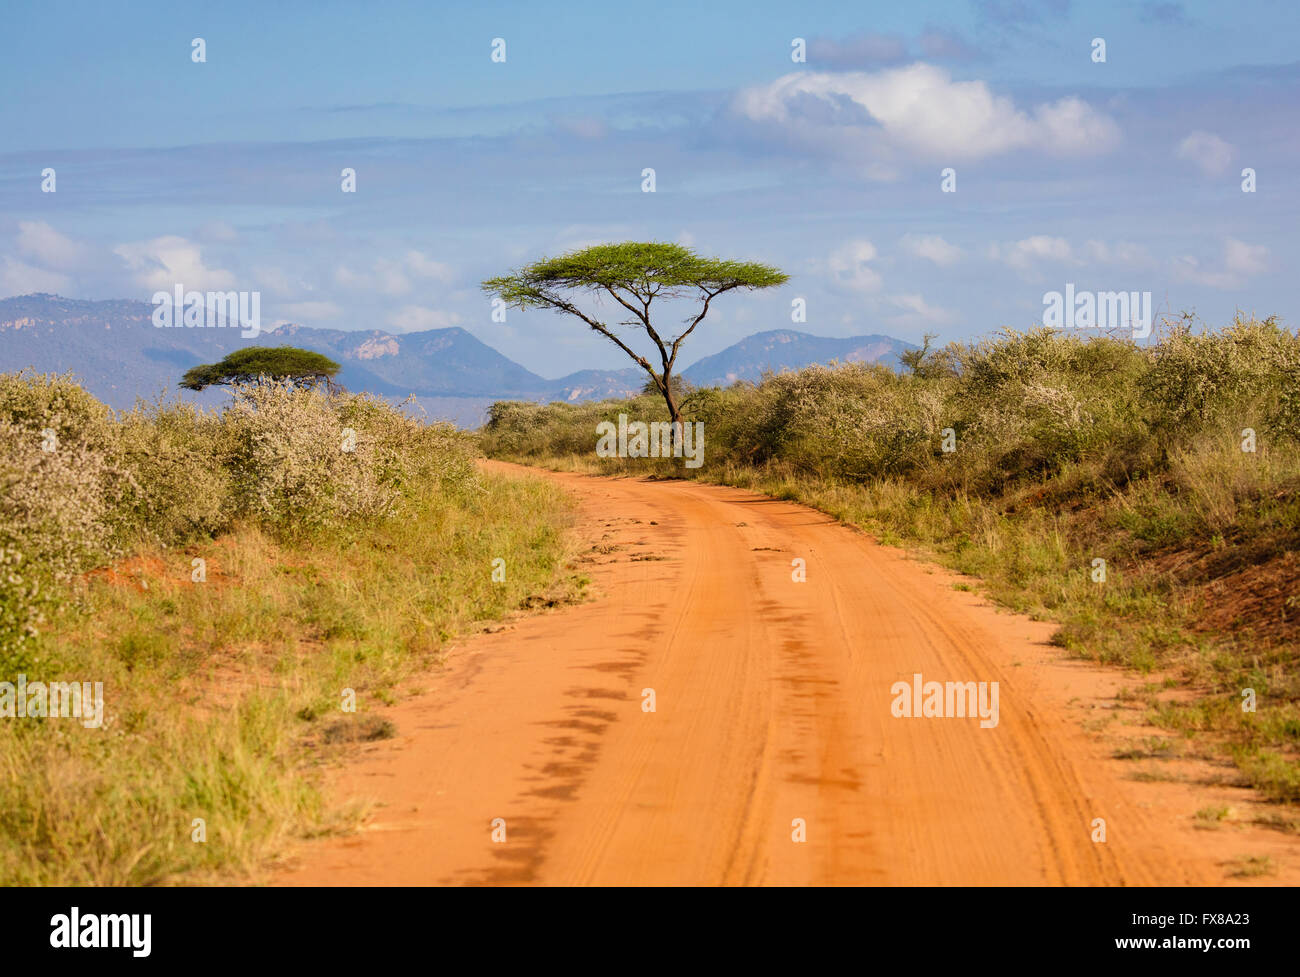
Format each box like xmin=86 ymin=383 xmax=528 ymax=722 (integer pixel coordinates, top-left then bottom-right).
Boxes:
xmin=734 ymin=64 xmax=1119 ymax=165
xmin=1 ymin=258 xmax=71 ymax=295
xmin=1172 ymin=238 xmax=1269 ymax=289
xmin=1176 ymin=130 xmax=1234 ymax=177
xmin=901 ymin=233 xmax=962 ymax=266
xmin=333 ymin=264 xmax=365 ymax=289
xmin=17 ymin=221 xmax=86 ymax=269
xmin=1224 ymin=237 xmax=1269 ymax=277
xmin=988 ymin=235 xmax=1074 ymax=271
xmin=335 ymin=252 xmax=456 ymax=296
xmin=888 ymin=292 xmax=954 ymax=326
xmin=389 ymin=305 xmax=460 ymax=332
xmin=253 ymin=266 xmax=304 ymax=295
xmin=990 ymin=237 xmax=1155 ymax=274
xmin=113 ymin=236 xmax=235 ymax=291
xmin=826 ymin=240 xmax=883 ymax=293
xmin=404 ymin=250 xmax=455 ymax=283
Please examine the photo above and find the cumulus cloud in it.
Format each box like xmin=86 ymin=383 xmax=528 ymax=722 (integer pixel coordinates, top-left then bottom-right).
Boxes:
xmin=1176 ymin=130 xmax=1234 ymax=177
xmin=826 ymin=240 xmax=883 ymax=293
xmin=888 ymin=292 xmax=954 ymax=326
xmin=1172 ymin=237 xmax=1269 ymax=289
xmin=901 ymin=234 xmax=963 ymax=266
xmin=990 ymin=237 xmax=1157 ymax=274
xmin=1 ymin=258 xmax=71 ymax=295
xmin=113 ymin=236 xmax=235 ymax=291
xmin=1225 ymin=237 xmax=1269 ymax=276
xmin=733 ymin=64 xmax=1120 ymax=167
xmin=17 ymin=221 xmax=87 ymax=269
xmin=988 ymin=235 xmax=1074 ymax=271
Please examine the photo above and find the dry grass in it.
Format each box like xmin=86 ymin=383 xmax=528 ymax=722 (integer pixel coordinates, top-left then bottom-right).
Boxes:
xmin=0 ymin=375 xmax=582 ymax=883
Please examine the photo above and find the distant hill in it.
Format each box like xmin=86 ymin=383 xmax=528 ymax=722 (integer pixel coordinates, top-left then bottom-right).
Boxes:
xmin=0 ymin=294 xmax=588 ymax=424
xmin=0 ymin=295 xmax=912 ymax=426
xmin=682 ymin=329 xmax=912 ymax=386
xmin=547 ymin=368 xmax=646 ymax=402
xmin=0 ymin=294 xmax=550 ymax=414
xmin=263 ymin=323 xmax=547 ymax=399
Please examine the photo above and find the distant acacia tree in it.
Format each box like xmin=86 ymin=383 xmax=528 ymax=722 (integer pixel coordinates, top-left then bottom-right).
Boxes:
xmin=179 ymin=346 xmax=341 ymax=392
xmin=899 ymin=333 xmax=937 ymax=375
xmin=482 ymin=242 xmax=788 ymax=429
xmin=899 ymin=333 xmax=958 ymax=380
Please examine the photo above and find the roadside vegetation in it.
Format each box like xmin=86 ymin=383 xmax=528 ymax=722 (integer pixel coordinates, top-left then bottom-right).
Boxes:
xmin=0 ymin=372 xmax=579 ymax=883
xmin=483 ymin=315 xmax=1300 ymax=807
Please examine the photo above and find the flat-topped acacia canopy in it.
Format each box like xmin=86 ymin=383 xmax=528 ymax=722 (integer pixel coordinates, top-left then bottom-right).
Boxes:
xmin=482 ymin=242 xmax=789 ymax=429
xmin=179 ymin=346 xmax=341 ymax=391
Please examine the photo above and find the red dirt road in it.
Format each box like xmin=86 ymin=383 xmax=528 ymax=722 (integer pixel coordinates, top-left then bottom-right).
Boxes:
xmin=275 ymin=463 xmax=1299 ymax=885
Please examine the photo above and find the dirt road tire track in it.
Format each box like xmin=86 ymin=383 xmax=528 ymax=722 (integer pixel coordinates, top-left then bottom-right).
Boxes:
xmin=275 ymin=463 xmax=1299 ymax=885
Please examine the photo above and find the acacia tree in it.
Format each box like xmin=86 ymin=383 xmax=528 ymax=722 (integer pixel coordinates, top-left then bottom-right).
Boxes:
xmin=482 ymin=242 xmax=788 ymax=429
xmin=179 ymin=346 xmax=341 ymax=392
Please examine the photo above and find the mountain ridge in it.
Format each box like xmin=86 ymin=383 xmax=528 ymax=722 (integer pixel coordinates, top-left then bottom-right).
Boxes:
xmin=0 ymin=294 xmax=913 ymax=425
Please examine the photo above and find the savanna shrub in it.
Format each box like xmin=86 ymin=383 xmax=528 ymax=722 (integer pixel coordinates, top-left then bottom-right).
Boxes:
xmin=113 ymin=401 xmax=232 ymax=545
xmin=0 ymin=375 xmax=128 ymax=669
xmin=1142 ymin=315 xmax=1300 ymax=440
xmin=0 ymin=372 xmax=479 ymax=667
xmin=0 ymin=425 xmax=115 ymax=670
xmin=223 ymin=384 xmax=472 ymax=532
xmin=483 ymin=318 xmax=1300 ymax=502
xmin=721 ymin=363 xmax=932 ymax=478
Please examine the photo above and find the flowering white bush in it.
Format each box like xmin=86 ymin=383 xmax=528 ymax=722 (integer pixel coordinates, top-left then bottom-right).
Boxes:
xmin=0 ymin=372 xmax=479 ymax=670
xmin=0 ymin=418 xmax=119 ymax=666
xmin=222 ymin=384 xmax=469 ymax=532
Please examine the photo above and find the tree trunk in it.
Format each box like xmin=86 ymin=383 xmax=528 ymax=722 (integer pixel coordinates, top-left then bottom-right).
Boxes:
xmin=660 ymin=372 xmax=684 ymax=453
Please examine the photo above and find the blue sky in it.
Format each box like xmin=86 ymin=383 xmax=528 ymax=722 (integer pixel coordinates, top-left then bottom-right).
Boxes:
xmin=1 ymin=0 xmax=1296 ymax=377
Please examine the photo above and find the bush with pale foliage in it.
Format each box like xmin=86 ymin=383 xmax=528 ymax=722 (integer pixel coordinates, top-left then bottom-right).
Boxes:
xmin=0 ymin=372 xmax=475 ymax=670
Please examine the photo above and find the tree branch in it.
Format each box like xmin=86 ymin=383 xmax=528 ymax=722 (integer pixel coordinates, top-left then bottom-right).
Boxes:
xmin=600 ymin=284 xmax=670 ymax=373
xmin=540 ymin=293 xmax=663 ymax=388
xmin=668 ymin=284 xmax=738 ymax=372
